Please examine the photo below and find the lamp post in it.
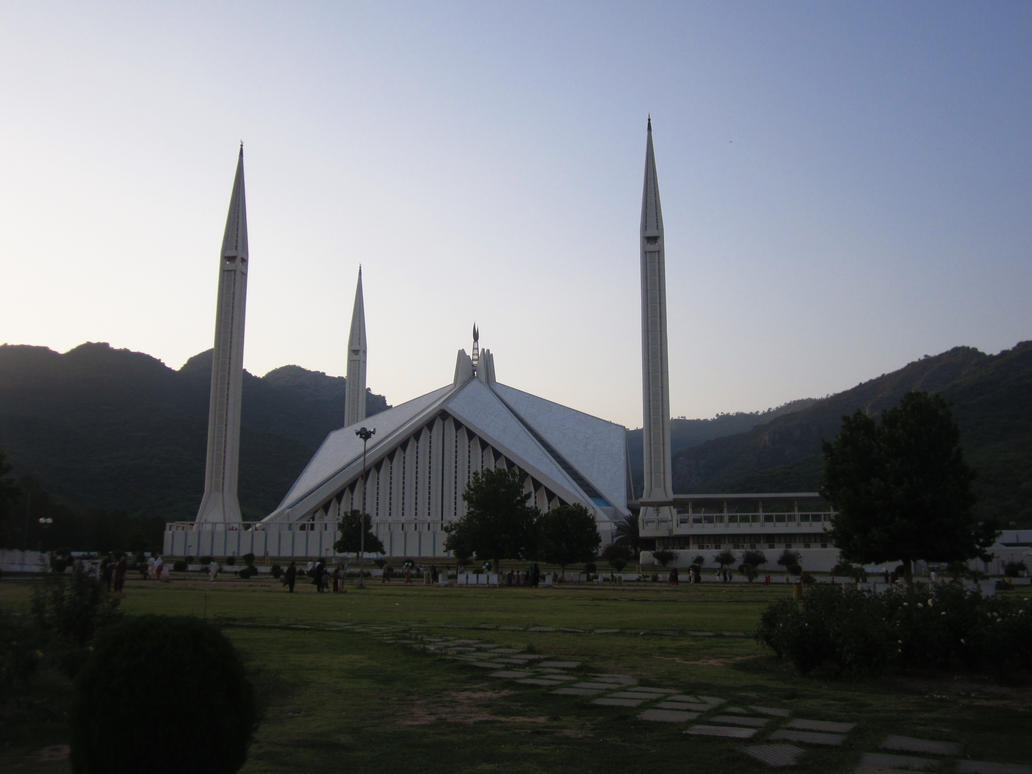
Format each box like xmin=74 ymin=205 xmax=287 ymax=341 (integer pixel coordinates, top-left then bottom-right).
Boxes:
xmin=355 ymin=426 xmax=375 ymax=589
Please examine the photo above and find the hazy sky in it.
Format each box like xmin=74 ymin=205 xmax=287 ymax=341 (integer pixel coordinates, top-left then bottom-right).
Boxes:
xmin=2 ymin=1 xmax=1029 ymax=429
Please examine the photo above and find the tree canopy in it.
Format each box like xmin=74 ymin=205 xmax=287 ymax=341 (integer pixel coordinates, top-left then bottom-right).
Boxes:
xmin=538 ymin=503 xmax=600 ymax=574
xmin=821 ymin=391 xmax=996 ymax=586
xmin=444 ymin=467 xmax=539 ymax=571
xmin=334 ymin=509 xmax=385 ymax=556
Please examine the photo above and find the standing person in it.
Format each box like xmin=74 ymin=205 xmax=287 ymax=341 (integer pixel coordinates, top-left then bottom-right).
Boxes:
xmin=285 ymin=561 xmax=297 ymax=593
xmin=332 ymin=566 xmax=342 ymax=593
xmin=146 ymin=554 xmax=156 ymax=580
xmin=113 ymin=554 xmax=128 ymax=592
xmin=208 ymin=559 xmax=219 ymax=581
xmin=100 ymin=555 xmax=114 ymax=591
xmin=313 ymin=560 xmax=325 ymax=592
xmin=153 ymin=554 xmax=164 ymax=582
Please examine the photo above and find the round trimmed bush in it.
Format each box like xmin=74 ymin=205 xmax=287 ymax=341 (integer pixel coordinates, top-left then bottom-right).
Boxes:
xmin=71 ymin=615 xmax=256 ymax=774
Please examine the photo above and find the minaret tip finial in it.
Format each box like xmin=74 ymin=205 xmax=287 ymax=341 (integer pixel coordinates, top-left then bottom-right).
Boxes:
xmin=647 ymin=115 xmax=652 ymax=131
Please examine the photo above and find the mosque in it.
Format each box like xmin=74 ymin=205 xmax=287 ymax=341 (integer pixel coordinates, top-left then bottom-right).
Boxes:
xmin=164 ymin=123 xmax=848 ymax=572
xmin=164 ymin=133 xmax=635 ymax=561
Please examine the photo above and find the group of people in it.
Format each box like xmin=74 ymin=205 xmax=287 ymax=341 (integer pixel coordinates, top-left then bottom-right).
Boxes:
xmin=97 ymin=553 xmax=129 ymax=591
xmin=505 ymin=563 xmax=542 ymax=587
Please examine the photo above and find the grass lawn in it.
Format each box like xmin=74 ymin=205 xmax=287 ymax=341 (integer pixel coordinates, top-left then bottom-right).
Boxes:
xmin=2 ymin=575 xmax=1031 ymax=773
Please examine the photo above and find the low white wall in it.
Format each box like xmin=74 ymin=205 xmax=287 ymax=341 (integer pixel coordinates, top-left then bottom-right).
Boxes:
xmin=0 ymin=549 xmax=49 ymax=574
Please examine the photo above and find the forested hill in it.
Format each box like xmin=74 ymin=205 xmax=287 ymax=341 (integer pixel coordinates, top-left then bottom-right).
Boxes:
xmin=2 ymin=340 xmax=1030 ymax=530
xmin=0 ymin=343 xmax=388 ymax=521
xmin=663 ymin=342 xmax=1032 ymax=527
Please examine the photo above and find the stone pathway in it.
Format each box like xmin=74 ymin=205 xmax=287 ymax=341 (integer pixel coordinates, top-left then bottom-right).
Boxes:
xmin=324 ymin=622 xmax=1031 ymax=773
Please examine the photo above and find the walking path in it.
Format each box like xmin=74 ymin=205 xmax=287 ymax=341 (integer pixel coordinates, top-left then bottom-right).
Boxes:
xmin=315 ymin=622 xmax=1030 ymax=774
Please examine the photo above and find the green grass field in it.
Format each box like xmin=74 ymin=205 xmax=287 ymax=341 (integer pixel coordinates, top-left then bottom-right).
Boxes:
xmin=2 ymin=575 xmax=1030 ymax=773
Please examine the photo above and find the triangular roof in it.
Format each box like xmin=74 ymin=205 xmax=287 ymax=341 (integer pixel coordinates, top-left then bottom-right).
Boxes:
xmin=263 ymin=354 xmax=628 ymax=524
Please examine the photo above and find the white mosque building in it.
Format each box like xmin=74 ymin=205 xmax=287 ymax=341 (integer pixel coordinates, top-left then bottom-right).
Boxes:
xmin=164 ymin=143 xmax=630 ymax=561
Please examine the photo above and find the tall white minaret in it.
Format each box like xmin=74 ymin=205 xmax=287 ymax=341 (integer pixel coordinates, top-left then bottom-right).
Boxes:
xmin=639 ymin=118 xmax=676 ymax=530
xmin=196 ymin=145 xmax=248 ymax=526
xmin=343 ymin=267 xmax=367 ymax=427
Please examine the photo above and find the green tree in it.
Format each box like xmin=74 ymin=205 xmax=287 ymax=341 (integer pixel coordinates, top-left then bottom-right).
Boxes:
xmin=652 ymin=549 xmax=675 ymax=567
xmin=600 ymin=542 xmax=633 ymax=573
xmin=538 ymin=504 xmax=600 ymax=577
xmin=777 ymin=549 xmax=802 ymax=576
xmin=738 ymin=550 xmax=767 ymax=582
xmin=444 ymin=468 xmax=539 ymax=572
xmin=334 ymin=510 xmax=385 ymax=556
xmin=821 ymin=391 xmax=996 ymax=588
xmin=713 ymin=549 xmax=736 ymax=570
xmin=0 ymin=451 xmax=21 ymax=546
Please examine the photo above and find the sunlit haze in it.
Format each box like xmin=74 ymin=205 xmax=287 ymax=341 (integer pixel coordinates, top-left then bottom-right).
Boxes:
xmin=2 ymin=1 xmax=1029 ymax=429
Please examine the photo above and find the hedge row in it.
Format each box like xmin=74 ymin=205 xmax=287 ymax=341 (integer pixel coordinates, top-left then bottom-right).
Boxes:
xmin=756 ymin=583 xmax=1032 ymax=678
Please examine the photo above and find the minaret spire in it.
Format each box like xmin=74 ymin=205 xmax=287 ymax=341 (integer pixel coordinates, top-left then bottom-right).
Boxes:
xmin=639 ymin=118 xmax=676 ymax=531
xmin=344 ymin=266 xmax=367 ymax=427
xmin=196 ymin=146 xmax=249 ymax=527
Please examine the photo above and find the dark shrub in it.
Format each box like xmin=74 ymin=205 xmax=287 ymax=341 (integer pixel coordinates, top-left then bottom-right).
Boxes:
xmin=238 ymin=566 xmax=258 ymax=579
xmin=31 ymin=565 xmax=121 ymax=676
xmin=71 ymin=615 xmax=257 ymax=774
xmin=172 ymin=560 xmax=188 ymax=572
xmin=242 ymin=553 xmax=255 ymax=566
xmin=0 ymin=608 xmax=42 ymax=699
xmin=270 ymin=563 xmax=283 ymax=579
xmin=225 ymin=555 xmax=236 ymax=566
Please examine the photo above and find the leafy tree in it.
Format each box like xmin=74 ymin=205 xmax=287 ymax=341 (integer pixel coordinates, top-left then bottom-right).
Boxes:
xmin=614 ymin=512 xmax=654 ymax=555
xmin=738 ymin=550 xmax=767 ymax=582
xmin=713 ymin=549 xmax=736 ymax=570
xmin=777 ymin=549 xmax=802 ymax=576
xmin=821 ymin=391 xmax=996 ymax=587
xmin=601 ymin=542 xmax=633 ymax=573
xmin=738 ymin=563 xmax=759 ymax=582
xmin=538 ymin=504 xmax=600 ymax=577
xmin=652 ymin=549 xmax=675 ymax=567
xmin=444 ymin=467 xmax=540 ymax=572
xmin=0 ymin=451 xmax=20 ymax=546
xmin=334 ymin=510 xmax=385 ymax=556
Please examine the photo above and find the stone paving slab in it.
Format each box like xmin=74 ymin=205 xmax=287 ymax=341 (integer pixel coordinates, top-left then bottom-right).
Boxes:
xmin=573 ymin=681 xmax=627 ymax=690
xmin=769 ymin=729 xmax=847 ymax=747
xmin=854 ymin=752 xmax=939 ymax=772
xmin=593 ymin=628 xmax=620 ymax=633
xmin=537 ymin=660 xmax=580 ymax=668
xmin=880 ymin=735 xmax=961 ymax=756
xmin=592 ymin=697 xmax=646 ymax=707
xmin=528 ymin=626 xmax=556 ymax=632
xmin=685 ymin=724 xmax=758 ymax=739
xmin=955 ymin=761 xmax=1032 ymax=774
xmin=743 ymin=743 xmax=806 ymax=768
xmin=788 ymin=718 xmax=857 ymax=734
xmin=466 ymin=661 xmax=510 ymax=668
xmin=709 ymin=714 xmax=770 ymax=728
xmin=516 ymin=678 xmax=567 ymax=686
xmin=609 ymin=691 xmax=669 ymax=700
xmin=488 ymin=670 xmax=532 ymax=679
xmin=626 ymin=686 xmax=679 ymax=695
xmin=666 ymin=694 xmax=704 ymax=703
xmin=697 ymin=695 xmax=727 ymax=706
xmin=655 ymin=701 xmax=713 ymax=712
xmin=638 ymin=709 xmax=701 ymax=723
xmin=750 ymin=705 xmax=792 ymax=718
xmin=551 ymin=687 xmax=603 ymax=696
xmin=588 ymin=674 xmax=637 ymax=684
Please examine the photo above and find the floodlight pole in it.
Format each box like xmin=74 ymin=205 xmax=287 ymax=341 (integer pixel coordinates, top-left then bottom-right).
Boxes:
xmin=355 ymin=426 xmax=375 ymax=589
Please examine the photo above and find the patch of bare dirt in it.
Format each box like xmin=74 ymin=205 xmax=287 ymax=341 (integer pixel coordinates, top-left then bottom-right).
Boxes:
xmin=653 ymin=654 xmax=760 ymax=667
xmin=398 ymin=690 xmax=549 ymax=726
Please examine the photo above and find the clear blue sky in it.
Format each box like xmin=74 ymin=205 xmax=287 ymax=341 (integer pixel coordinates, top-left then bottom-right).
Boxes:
xmin=1 ymin=1 xmax=1029 ymax=429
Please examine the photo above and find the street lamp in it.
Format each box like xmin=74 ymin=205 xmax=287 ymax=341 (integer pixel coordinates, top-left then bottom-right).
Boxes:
xmin=355 ymin=426 xmax=375 ymax=589
xmin=37 ymin=516 xmax=53 ymax=551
